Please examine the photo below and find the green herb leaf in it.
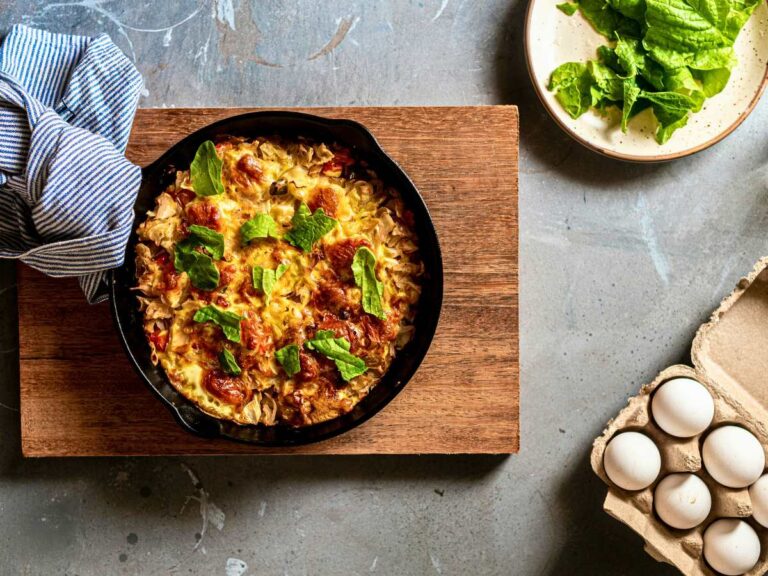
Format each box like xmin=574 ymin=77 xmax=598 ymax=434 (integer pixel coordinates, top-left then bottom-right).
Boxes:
xmin=577 ymin=0 xmax=642 ymax=38
xmin=219 ymin=348 xmax=242 ymax=375
xmin=351 ymin=247 xmax=385 ymax=319
xmin=252 ymin=263 xmax=290 ymax=303
xmin=240 ymin=213 xmax=280 ymax=244
xmin=621 ymin=79 xmax=642 ymax=132
xmin=190 ymin=141 xmax=224 ymax=197
xmin=305 ymin=330 xmax=367 ymax=382
xmin=641 ymin=90 xmax=701 ymax=143
xmin=193 ymin=305 xmax=242 ymax=343
xmin=557 ymin=1 xmax=579 ymax=15
xmin=607 ymin=0 xmax=646 ymax=22
xmin=548 ymin=62 xmax=594 ymax=118
xmin=548 ymin=0 xmax=759 ymax=144
xmin=173 ymin=225 xmax=224 ymax=291
xmin=182 ymin=224 xmax=224 ymax=260
xmin=275 ymin=344 xmax=301 ymax=377
xmin=174 ymin=249 xmax=220 ymax=291
xmin=284 ymin=203 xmax=337 ymax=252
xmin=643 ymin=0 xmax=758 ymax=71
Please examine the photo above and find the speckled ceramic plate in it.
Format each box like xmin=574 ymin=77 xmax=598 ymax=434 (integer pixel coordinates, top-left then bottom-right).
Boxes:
xmin=525 ymin=0 xmax=768 ymax=162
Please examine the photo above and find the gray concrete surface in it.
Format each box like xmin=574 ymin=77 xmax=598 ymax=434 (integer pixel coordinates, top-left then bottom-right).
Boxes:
xmin=0 ymin=1 xmax=766 ymax=574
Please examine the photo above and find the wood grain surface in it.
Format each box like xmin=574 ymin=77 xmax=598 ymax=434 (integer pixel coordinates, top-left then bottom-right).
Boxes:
xmin=18 ymin=106 xmax=519 ymax=457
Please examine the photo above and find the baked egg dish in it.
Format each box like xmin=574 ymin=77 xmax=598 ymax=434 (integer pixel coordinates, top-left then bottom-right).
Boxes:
xmin=134 ymin=136 xmax=423 ymax=426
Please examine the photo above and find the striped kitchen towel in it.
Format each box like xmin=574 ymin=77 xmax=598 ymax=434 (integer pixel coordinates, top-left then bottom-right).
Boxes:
xmin=0 ymin=25 xmax=143 ymax=302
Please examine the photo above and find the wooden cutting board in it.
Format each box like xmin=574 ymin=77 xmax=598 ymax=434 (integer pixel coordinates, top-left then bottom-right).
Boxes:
xmin=18 ymin=106 xmax=519 ymax=457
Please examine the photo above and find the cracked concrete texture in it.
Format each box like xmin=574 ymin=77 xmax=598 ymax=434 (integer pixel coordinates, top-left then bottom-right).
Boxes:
xmin=1 ymin=1 xmax=767 ymax=574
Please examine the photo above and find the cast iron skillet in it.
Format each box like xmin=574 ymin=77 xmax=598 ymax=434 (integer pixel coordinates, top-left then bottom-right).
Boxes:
xmin=109 ymin=111 xmax=443 ymax=446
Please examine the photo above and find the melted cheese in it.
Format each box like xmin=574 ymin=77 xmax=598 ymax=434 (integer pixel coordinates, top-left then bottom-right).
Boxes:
xmin=135 ymin=136 xmax=422 ymax=427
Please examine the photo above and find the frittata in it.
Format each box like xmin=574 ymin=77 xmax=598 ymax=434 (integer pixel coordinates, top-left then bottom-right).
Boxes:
xmin=134 ymin=136 xmax=423 ymax=426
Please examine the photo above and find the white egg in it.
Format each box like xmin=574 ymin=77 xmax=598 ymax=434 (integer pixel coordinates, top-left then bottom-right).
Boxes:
xmin=703 ymin=426 xmax=765 ymax=489
xmin=651 ymin=377 xmax=715 ymax=438
xmin=654 ymin=473 xmax=711 ymax=529
xmin=748 ymin=474 xmax=768 ymax=528
xmin=603 ymin=431 xmax=661 ymax=491
xmin=703 ymin=519 xmax=761 ymax=576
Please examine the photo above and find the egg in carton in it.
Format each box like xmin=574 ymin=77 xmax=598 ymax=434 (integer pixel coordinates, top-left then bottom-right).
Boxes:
xmin=591 ymin=257 xmax=768 ymax=576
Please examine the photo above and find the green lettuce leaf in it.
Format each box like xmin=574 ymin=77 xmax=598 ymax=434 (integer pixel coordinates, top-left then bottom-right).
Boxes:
xmin=608 ymin=0 xmax=647 ymax=21
xmin=351 ymin=247 xmax=385 ymax=319
xmin=621 ymin=79 xmax=643 ymax=131
xmin=305 ymin=330 xmax=367 ymax=382
xmin=643 ymin=0 xmax=759 ymax=70
xmin=174 ymin=250 xmax=220 ymax=290
xmin=275 ymin=344 xmax=301 ymax=377
xmin=557 ymin=1 xmax=580 ymax=15
xmin=641 ymin=90 xmax=703 ymax=143
xmin=240 ymin=213 xmax=280 ymax=244
xmin=548 ymin=0 xmax=758 ymax=144
xmin=193 ymin=305 xmax=242 ymax=343
xmin=692 ymin=67 xmax=732 ymax=97
xmin=578 ymin=0 xmax=643 ymax=38
xmin=178 ymin=224 xmax=224 ymax=260
xmin=252 ymin=263 xmax=289 ymax=303
xmin=219 ymin=348 xmax=242 ymax=376
xmin=190 ymin=141 xmax=224 ymax=196
xmin=589 ymin=60 xmax=624 ymax=102
xmin=549 ymin=62 xmax=594 ymax=118
xmin=284 ymin=203 xmax=337 ymax=252
xmin=173 ymin=225 xmax=224 ymax=291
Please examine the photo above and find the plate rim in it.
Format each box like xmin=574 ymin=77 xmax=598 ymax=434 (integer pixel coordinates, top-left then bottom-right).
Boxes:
xmin=523 ymin=0 xmax=768 ymax=163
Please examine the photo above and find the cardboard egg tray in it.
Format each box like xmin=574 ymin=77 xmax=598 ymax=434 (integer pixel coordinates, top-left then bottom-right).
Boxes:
xmin=591 ymin=257 xmax=768 ymax=576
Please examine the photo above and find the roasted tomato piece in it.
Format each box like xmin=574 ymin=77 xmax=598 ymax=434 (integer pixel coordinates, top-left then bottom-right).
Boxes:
xmin=185 ymin=201 xmax=221 ymax=230
xmin=315 ymin=312 xmax=363 ymax=352
xmin=148 ymin=329 xmax=168 ymax=352
xmin=321 ymin=149 xmax=354 ymax=176
xmin=218 ymin=264 xmax=236 ymax=288
xmin=311 ymin=277 xmax=358 ymax=315
xmin=236 ymin=154 xmax=263 ymax=181
xmin=215 ymin=295 xmax=229 ymax=308
xmin=297 ymin=351 xmax=319 ymax=383
xmin=204 ymin=370 xmax=248 ymax=405
xmin=360 ymin=314 xmax=398 ymax=345
xmin=169 ymin=187 xmax=196 ymax=208
xmin=154 ymin=250 xmax=180 ymax=290
xmin=324 ymin=238 xmax=371 ymax=270
xmin=308 ymin=187 xmax=339 ymax=218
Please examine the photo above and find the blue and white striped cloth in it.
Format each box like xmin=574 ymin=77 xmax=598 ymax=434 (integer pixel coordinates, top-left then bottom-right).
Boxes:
xmin=0 ymin=25 xmax=143 ymax=302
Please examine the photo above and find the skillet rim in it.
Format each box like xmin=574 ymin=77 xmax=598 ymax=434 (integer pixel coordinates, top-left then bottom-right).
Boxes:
xmin=109 ymin=110 xmax=444 ymax=447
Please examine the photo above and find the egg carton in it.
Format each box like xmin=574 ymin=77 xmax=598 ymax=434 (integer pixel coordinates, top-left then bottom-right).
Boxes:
xmin=591 ymin=257 xmax=768 ymax=576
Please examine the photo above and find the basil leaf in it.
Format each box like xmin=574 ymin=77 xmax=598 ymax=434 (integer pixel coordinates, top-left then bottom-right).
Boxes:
xmin=190 ymin=140 xmax=224 ymax=197
xmin=219 ymin=348 xmax=242 ymax=375
xmin=252 ymin=263 xmax=290 ymax=303
xmin=284 ymin=203 xmax=337 ymax=252
xmin=351 ymin=247 xmax=385 ymax=319
xmin=240 ymin=213 xmax=280 ymax=244
xmin=193 ymin=305 xmax=242 ymax=343
xmin=275 ymin=344 xmax=301 ymax=377
xmin=305 ymin=330 xmax=367 ymax=382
